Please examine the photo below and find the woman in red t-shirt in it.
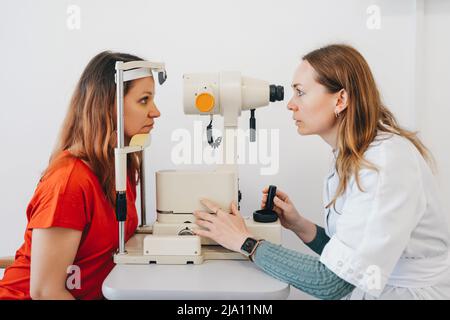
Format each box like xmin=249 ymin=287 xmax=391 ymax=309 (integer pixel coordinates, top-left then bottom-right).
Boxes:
xmin=0 ymin=51 xmax=160 ymax=300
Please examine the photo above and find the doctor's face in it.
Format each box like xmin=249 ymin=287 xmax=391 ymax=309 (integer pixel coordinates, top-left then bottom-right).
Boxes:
xmin=123 ymin=76 xmax=160 ymax=140
xmin=287 ymin=60 xmax=338 ymax=136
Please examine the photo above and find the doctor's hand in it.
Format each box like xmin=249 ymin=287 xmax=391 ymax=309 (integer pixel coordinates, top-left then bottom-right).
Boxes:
xmin=193 ymin=199 xmax=254 ymax=253
xmin=261 ymin=187 xmax=302 ymax=231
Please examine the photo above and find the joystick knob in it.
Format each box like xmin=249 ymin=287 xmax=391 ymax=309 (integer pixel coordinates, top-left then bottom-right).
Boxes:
xmin=253 ymin=185 xmax=278 ymax=223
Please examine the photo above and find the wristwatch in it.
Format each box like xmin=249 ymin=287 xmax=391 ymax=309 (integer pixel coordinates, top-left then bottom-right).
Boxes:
xmin=240 ymin=237 xmax=263 ymax=261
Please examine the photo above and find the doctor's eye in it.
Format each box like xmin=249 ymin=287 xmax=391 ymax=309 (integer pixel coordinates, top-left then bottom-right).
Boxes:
xmin=296 ymin=89 xmax=306 ymax=97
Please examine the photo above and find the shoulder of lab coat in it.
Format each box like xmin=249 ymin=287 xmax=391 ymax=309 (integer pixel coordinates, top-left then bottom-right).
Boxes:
xmin=320 ymin=133 xmax=427 ymax=298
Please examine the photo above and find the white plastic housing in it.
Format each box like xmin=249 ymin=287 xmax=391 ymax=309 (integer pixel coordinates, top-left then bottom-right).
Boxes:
xmin=156 ymin=169 xmax=238 ymax=215
xmin=143 ymin=235 xmax=201 ymax=256
xmin=183 ymin=72 xmax=271 ymax=116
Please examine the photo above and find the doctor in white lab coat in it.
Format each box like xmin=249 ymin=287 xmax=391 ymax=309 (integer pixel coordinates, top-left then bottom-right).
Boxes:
xmin=321 ymin=132 xmax=450 ymax=299
xmin=194 ymin=44 xmax=450 ymax=299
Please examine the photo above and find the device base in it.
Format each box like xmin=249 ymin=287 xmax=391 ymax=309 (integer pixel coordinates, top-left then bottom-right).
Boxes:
xmin=113 ymin=234 xmax=250 ymax=265
xmin=152 ymin=217 xmax=282 ymax=245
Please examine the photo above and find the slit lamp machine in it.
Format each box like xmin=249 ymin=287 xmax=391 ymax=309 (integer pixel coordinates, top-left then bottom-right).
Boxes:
xmin=113 ymin=60 xmax=284 ymax=265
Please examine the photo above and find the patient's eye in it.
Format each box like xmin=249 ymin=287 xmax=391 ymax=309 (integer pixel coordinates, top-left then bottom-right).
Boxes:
xmin=139 ymin=96 xmax=149 ymax=105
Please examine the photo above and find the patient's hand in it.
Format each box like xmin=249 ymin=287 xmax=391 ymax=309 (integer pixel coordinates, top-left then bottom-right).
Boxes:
xmin=193 ymin=199 xmax=254 ymax=253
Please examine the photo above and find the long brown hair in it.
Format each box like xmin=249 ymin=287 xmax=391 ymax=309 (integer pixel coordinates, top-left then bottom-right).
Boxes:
xmin=41 ymin=51 xmax=144 ymax=207
xmin=303 ymin=44 xmax=433 ymax=208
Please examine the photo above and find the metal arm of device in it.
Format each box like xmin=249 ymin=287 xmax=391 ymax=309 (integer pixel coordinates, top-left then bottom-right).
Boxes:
xmin=183 ymin=71 xmax=284 ymax=167
xmin=115 ymin=60 xmax=167 ymax=255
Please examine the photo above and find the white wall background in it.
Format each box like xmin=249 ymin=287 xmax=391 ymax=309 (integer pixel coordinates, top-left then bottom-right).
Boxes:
xmin=0 ymin=0 xmax=448 ymax=299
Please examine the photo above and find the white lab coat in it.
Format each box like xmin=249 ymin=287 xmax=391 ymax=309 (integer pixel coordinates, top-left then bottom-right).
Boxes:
xmin=319 ymin=132 xmax=450 ymax=299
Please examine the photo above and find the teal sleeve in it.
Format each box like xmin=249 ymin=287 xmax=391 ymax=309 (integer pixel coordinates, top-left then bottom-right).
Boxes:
xmin=304 ymin=225 xmax=330 ymax=255
xmin=253 ymin=241 xmax=355 ymax=300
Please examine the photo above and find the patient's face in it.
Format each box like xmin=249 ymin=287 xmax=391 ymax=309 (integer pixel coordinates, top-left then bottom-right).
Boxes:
xmin=287 ymin=60 xmax=337 ymax=136
xmin=123 ymin=77 xmax=160 ymax=141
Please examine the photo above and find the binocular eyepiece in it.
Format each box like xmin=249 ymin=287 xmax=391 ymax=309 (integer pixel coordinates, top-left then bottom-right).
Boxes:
xmin=269 ymin=85 xmax=284 ymax=102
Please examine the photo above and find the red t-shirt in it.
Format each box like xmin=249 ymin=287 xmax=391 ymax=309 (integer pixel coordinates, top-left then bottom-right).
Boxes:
xmin=0 ymin=150 xmax=138 ymax=300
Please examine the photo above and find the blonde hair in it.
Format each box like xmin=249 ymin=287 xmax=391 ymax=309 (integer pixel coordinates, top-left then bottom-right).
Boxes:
xmin=303 ymin=44 xmax=433 ymax=208
xmin=41 ymin=51 xmax=143 ymax=207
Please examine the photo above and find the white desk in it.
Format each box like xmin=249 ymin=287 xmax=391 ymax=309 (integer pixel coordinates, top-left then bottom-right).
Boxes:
xmin=102 ymin=260 xmax=290 ymax=300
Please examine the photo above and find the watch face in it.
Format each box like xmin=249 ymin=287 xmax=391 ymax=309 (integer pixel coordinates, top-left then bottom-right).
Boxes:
xmin=241 ymin=238 xmax=258 ymax=254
